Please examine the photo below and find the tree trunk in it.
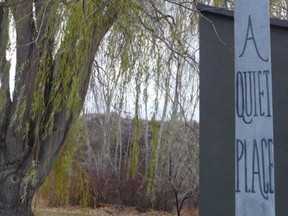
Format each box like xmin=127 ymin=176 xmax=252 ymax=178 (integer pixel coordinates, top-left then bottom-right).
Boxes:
xmin=0 ymin=169 xmax=34 ymax=216
xmin=0 ymin=1 xmax=122 ymax=214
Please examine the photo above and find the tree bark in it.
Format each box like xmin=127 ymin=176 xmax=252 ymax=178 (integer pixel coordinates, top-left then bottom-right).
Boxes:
xmin=0 ymin=0 xmax=122 ymax=214
xmin=0 ymin=168 xmax=34 ymax=216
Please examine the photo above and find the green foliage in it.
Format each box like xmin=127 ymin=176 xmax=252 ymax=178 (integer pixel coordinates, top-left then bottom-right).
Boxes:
xmin=30 ymin=0 xmax=199 ymax=212
xmin=36 ymin=111 xmax=199 ymax=212
xmin=86 ymin=2 xmax=199 ymax=211
xmin=128 ymin=117 xmax=141 ymax=179
xmin=270 ymin=0 xmax=288 ymax=19
xmin=37 ymin=118 xmax=91 ymax=207
xmin=147 ymin=117 xmax=160 ymax=194
xmin=28 ymin=0 xmax=125 ymax=142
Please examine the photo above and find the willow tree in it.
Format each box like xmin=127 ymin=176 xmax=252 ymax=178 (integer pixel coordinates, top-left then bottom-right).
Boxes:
xmin=0 ymin=0 xmax=126 ymax=215
xmin=85 ymin=0 xmax=199 ymax=212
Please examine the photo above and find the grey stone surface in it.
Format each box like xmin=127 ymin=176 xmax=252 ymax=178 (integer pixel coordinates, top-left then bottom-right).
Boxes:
xmin=199 ymin=4 xmax=288 ymax=216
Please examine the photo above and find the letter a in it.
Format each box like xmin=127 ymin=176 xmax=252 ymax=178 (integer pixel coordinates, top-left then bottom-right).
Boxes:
xmin=239 ymin=15 xmax=268 ymax=62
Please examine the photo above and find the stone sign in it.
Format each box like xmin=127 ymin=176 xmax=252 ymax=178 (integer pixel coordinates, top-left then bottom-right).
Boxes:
xmin=235 ymin=0 xmax=275 ymax=215
xmin=199 ymin=3 xmax=288 ymax=216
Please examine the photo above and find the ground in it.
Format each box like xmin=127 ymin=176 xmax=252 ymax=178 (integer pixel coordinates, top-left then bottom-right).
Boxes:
xmin=34 ymin=204 xmax=177 ymax=216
